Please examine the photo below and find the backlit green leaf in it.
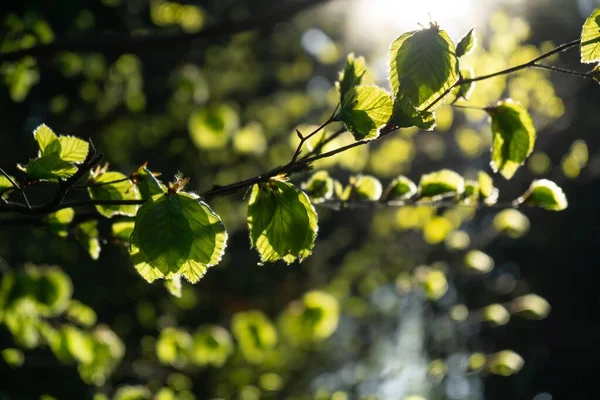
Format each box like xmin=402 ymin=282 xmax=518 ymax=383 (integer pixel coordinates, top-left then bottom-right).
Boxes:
xmin=134 ymin=167 xmax=166 ymax=199
xmin=47 ymin=208 xmax=74 ymax=238
xmin=33 ymin=124 xmax=58 ymax=155
xmin=351 ymin=175 xmax=382 ymax=200
xmin=75 ymin=220 xmax=101 ymax=260
xmin=111 ymin=221 xmax=135 ymax=242
xmin=478 ymin=171 xmax=499 ymax=205
xmin=191 ymin=325 xmax=234 ymax=367
xmin=129 ymin=192 xmax=227 ymax=283
xmin=518 ymin=179 xmax=568 ymax=211
xmin=487 ymin=99 xmax=536 ymax=179
xmin=487 ymin=350 xmax=524 ymax=376
xmin=232 ymin=310 xmax=277 ymax=364
xmin=88 ymin=171 xmax=141 ymax=218
xmin=156 ymin=327 xmax=192 ymax=367
xmin=33 ymin=124 xmax=89 ymax=163
xmin=66 ymin=300 xmax=97 ymax=328
xmin=113 ymin=386 xmax=151 ymax=400
xmin=301 ymin=171 xmax=334 ymax=203
xmin=581 ymin=8 xmax=600 ymax=63
xmin=339 ymin=85 xmax=393 ymax=140
xmin=391 ymin=97 xmax=436 ymax=130
xmin=337 ymin=53 xmax=367 ymax=103
xmin=247 ymin=180 xmax=318 ymax=264
xmin=389 ymin=26 xmax=458 ymax=110
xmin=418 ymin=169 xmax=464 ymax=198
xmin=188 ymin=104 xmax=239 ymax=150
xmin=383 ymin=176 xmax=417 ymax=201
xmin=26 ymin=155 xmax=77 ymax=180
xmin=280 ymin=291 xmax=340 ymax=344
xmin=509 ymin=294 xmax=551 ymax=320
xmin=456 ymin=27 xmax=476 ymax=58
xmin=1 ymin=348 xmax=24 ymax=367
xmin=164 ymin=274 xmax=182 ymax=298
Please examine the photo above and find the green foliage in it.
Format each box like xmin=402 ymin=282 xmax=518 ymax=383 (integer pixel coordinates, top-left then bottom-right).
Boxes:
xmin=302 ymin=171 xmax=334 ymax=203
xmin=390 ymin=97 xmax=436 ymax=130
xmin=47 ymin=208 xmax=75 ymax=238
xmin=339 ymin=85 xmax=393 ymax=140
xmin=111 ymin=221 xmax=135 ymax=242
xmin=389 ymin=25 xmax=458 ymax=110
xmin=493 ymin=209 xmax=530 ymax=238
xmin=156 ymin=327 xmax=193 ymax=367
xmin=130 ymin=191 xmax=227 ymax=283
xmin=188 ymin=104 xmax=239 ymax=150
xmin=581 ymin=8 xmax=600 ymax=63
xmin=25 ymin=156 xmax=78 ymax=181
xmin=487 ymin=350 xmax=524 ymax=376
xmin=133 ymin=166 xmax=166 ymax=199
xmin=191 ymin=325 xmax=234 ymax=367
xmin=478 ymin=171 xmax=499 ymax=205
xmin=518 ymin=179 xmax=568 ymax=211
xmin=509 ymin=294 xmax=551 ymax=319
xmin=66 ymin=300 xmax=98 ymax=328
xmin=280 ymin=290 xmax=340 ymax=344
xmin=113 ymin=386 xmax=151 ymax=400
xmin=383 ymin=176 xmax=417 ymax=201
xmin=418 ymin=169 xmax=464 ymax=198
xmin=75 ymin=220 xmax=101 ymax=260
xmin=487 ymin=99 xmax=536 ymax=179
xmin=456 ymin=27 xmax=477 ymax=58
xmin=88 ymin=171 xmax=141 ymax=217
xmin=1 ymin=348 xmax=24 ymax=367
xmin=164 ymin=274 xmax=182 ymax=298
xmin=231 ymin=310 xmax=277 ymax=364
xmin=336 ymin=53 xmax=367 ymax=103
xmin=247 ymin=179 xmax=318 ymax=264
xmin=350 ymin=175 xmax=382 ymax=200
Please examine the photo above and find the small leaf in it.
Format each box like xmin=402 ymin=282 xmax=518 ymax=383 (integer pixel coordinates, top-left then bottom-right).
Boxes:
xmin=134 ymin=167 xmax=166 ymax=199
xmin=509 ymin=294 xmax=551 ymax=320
xmin=88 ymin=172 xmax=141 ymax=218
xmin=232 ymin=311 xmax=277 ymax=364
xmin=75 ymin=220 xmax=101 ymax=260
xmin=113 ymin=386 xmax=152 ymax=400
xmin=481 ymin=304 xmax=510 ymax=326
xmin=47 ymin=208 xmax=75 ymax=238
xmin=1 ymin=348 xmax=24 ymax=367
xmin=478 ymin=171 xmax=499 ymax=205
xmin=280 ymin=290 xmax=340 ymax=343
xmin=0 ymin=175 xmax=15 ymax=192
xmin=247 ymin=180 xmax=318 ymax=264
xmin=188 ymin=104 xmax=239 ymax=150
xmin=418 ymin=169 xmax=465 ymax=198
xmin=518 ymin=179 xmax=568 ymax=211
xmin=301 ymin=171 xmax=334 ymax=203
xmin=383 ymin=176 xmax=417 ymax=201
xmin=456 ymin=27 xmax=476 ymax=57
xmin=337 ymin=53 xmax=367 ymax=103
xmin=339 ymin=85 xmax=393 ymax=140
xmin=350 ymin=175 xmax=382 ymax=200
xmin=389 ymin=26 xmax=458 ymax=110
xmin=493 ymin=209 xmax=530 ymax=238
xmin=581 ymin=8 xmax=600 ymax=63
xmin=487 ymin=350 xmax=524 ymax=376
xmin=156 ymin=327 xmax=193 ymax=367
xmin=391 ymin=97 xmax=436 ymax=130
xmin=129 ymin=192 xmax=227 ymax=283
xmin=191 ymin=325 xmax=234 ymax=367
xmin=26 ymin=155 xmax=77 ymax=180
xmin=164 ymin=274 xmax=182 ymax=298
xmin=111 ymin=221 xmax=135 ymax=242
xmin=487 ymin=99 xmax=536 ymax=179
xmin=462 ymin=180 xmax=480 ymax=204
xmin=66 ymin=300 xmax=97 ymax=328
xmin=56 ymin=136 xmax=89 ymax=163
xmin=464 ymin=250 xmax=494 ymax=274
xmin=33 ymin=124 xmax=58 ymax=155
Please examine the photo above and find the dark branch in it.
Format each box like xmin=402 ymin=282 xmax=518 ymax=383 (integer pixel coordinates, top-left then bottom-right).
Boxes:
xmin=0 ymin=0 xmax=331 ymax=63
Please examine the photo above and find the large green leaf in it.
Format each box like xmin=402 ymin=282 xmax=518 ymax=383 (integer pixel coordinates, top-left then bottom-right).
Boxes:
xmin=389 ymin=26 xmax=458 ymax=110
xmin=134 ymin=167 xmax=166 ymax=200
xmin=33 ymin=124 xmax=89 ymax=163
xmin=88 ymin=172 xmax=141 ymax=218
xmin=129 ymin=192 xmax=227 ymax=283
xmin=337 ymin=53 xmax=367 ymax=103
xmin=247 ymin=180 xmax=318 ymax=264
xmin=26 ymin=155 xmax=77 ymax=180
xmin=487 ymin=99 xmax=536 ymax=179
xmin=581 ymin=8 xmax=600 ymax=63
xmin=339 ymin=85 xmax=393 ymax=140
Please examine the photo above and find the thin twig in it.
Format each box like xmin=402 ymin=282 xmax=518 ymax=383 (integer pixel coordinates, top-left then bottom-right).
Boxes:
xmin=531 ymin=63 xmax=592 ymax=78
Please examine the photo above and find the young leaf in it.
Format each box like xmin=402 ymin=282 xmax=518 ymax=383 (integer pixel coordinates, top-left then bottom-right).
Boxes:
xmin=581 ymin=8 xmax=600 ymax=63
xmin=88 ymin=172 xmax=141 ymax=218
xmin=191 ymin=325 xmax=234 ymax=367
xmin=33 ymin=124 xmax=89 ymax=163
xmin=518 ymin=179 xmax=568 ymax=211
xmin=350 ymin=175 xmax=382 ymax=200
xmin=391 ymin=97 xmax=436 ymax=130
xmin=478 ymin=171 xmax=499 ymax=205
xmin=134 ymin=167 xmax=166 ymax=199
xmin=129 ymin=192 xmax=227 ymax=283
xmin=493 ymin=209 xmax=530 ymax=238
xmin=337 ymin=53 xmax=367 ymax=103
xmin=456 ymin=27 xmax=476 ymax=57
xmin=164 ymin=274 xmax=182 ymax=298
xmin=26 ymin=156 xmax=77 ymax=180
xmin=33 ymin=124 xmax=58 ymax=155
xmin=301 ymin=171 xmax=334 ymax=203
xmin=232 ymin=311 xmax=277 ymax=364
xmin=47 ymin=208 xmax=75 ymax=238
xmin=389 ymin=26 xmax=458 ymax=110
xmin=111 ymin=221 xmax=135 ymax=242
xmin=486 ymin=99 xmax=536 ymax=179
xmin=247 ymin=180 xmax=318 ymax=264
xmin=383 ymin=176 xmax=417 ymax=201
xmin=188 ymin=104 xmax=239 ymax=150
xmin=75 ymin=220 xmax=101 ymax=260
xmin=418 ymin=169 xmax=465 ymax=198
xmin=339 ymin=85 xmax=393 ymax=140
xmin=487 ymin=350 xmax=524 ymax=376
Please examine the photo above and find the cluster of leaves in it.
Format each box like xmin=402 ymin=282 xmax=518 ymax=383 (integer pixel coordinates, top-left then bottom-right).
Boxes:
xmin=0 ymin=264 xmax=123 ymax=386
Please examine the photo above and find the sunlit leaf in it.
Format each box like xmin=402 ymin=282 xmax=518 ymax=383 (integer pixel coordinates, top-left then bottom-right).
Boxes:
xmin=47 ymin=208 xmax=74 ymax=238
xmin=482 ymin=304 xmax=510 ymax=326
xmin=389 ymin=26 xmax=458 ymax=110
xmin=464 ymin=250 xmax=494 ymax=273
xmin=191 ymin=325 xmax=234 ymax=367
xmin=75 ymin=220 xmax=101 ymax=260
xmin=456 ymin=27 xmax=476 ymax=57
xmin=518 ymin=179 xmax=568 ymax=211
xmin=390 ymin=97 xmax=436 ymax=130
xmin=301 ymin=171 xmax=334 ymax=203
xmin=383 ymin=176 xmax=417 ymax=201
xmin=188 ymin=104 xmax=239 ymax=150
xmin=418 ymin=169 xmax=464 ymax=198
xmin=66 ymin=300 xmax=97 ymax=328
xmin=478 ymin=171 xmax=499 ymax=205
xmin=232 ymin=310 xmax=277 ymax=364
xmin=164 ymin=274 xmax=182 ymax=298
xmin=113 ymin=386 xmax=152 ymax=400
xmin=130 ymin=192 xmax=227 ymax=283
xmin=247 ymin=180 xmax=318 ymax=264
xmin=26 ymin=155 xmax=77 ymax=181
xmin=134 ymin=167 xmax=166 ymax=199
xmin=88 ymin=171 xmax=141 ymax=218
xmin=111 ymin=221 xmax=135 ymax=242
xmin=1 ymin=348 xmax=24 ymax=367
xmin=280 ymin=290 xmax=340 ymax=343
xmin=337 ymin=53 xmax=367 ymax=102
xmin=487 ymin=99 xmax=536 ymax=179
xmin=339 ymin=85 xmax=393 ymax=140
xmin=487 ymin=350 xmax=524 ymax=376
xmin=493 ymin=209 xmax=530 ymax=238
xmin=33 ymin=124 xmax=58 ymax=155
xmin=33 ymin=124 xmax=89 ymax=163
xmin=78 ymin=327 xmax=124 ymax=386
xmin=351 ymin=175 xmax=382 ymax=200
xmin=156 ymin=327 xmax=192 ymax=367
xmin=581 ymin=8 xmax=600 ymax=63
xmin=509 ymin=294 xmax=551 ymax=320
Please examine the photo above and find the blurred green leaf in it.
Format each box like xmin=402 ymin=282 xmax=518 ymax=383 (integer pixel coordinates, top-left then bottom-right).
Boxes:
xmin=418 ymin=169 xmax=464 ymax=198
xmin=1 ymin=348 xmax=24 ymax=367
xmin=301 ymin=171 xmax=334 ymax=203
xmin=487 ymin=350 xmax=524 ymax=376
xmin=164 ymin=274 xmax=182 ymax=298
xmin=75 ymin=220 xmax=101 ymax=260
xmin=47 ymin=208 xmax=74 ymax=238
xmin=519 ymin=179 xmax=568 ymax=211
xmin=383 ymin=176 xmax=417 ymax=201
xmin=232 ymin=311 xmax=277 ymax=364
xmin=191 ymin=325 xmax=234 ymax=367
xmin=351 ymin=175 xmax=382 ymax=200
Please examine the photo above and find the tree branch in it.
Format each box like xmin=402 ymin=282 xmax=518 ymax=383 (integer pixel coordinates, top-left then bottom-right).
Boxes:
xmin=0 ymin=0 xmax=332 ymax=63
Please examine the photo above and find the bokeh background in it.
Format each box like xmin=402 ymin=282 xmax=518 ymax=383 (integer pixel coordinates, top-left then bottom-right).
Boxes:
xmin=0 ymin=0 xmax=599 ymax=399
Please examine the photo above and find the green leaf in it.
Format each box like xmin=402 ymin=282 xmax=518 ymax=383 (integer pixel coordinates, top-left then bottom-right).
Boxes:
xmin=418 ymin=169 xmax=465 ymax=198
xmin=26 ymin=155 xmax=77 ymax=181
xmin=75 ymin=220 xmax=101 ymax=260
xmin=113 ymin=386 xmax=152 ymax=400
xmin=232 ymin=311 xmax=277 ymax=364
xmin=383 ymin=176 xmax=417 ymax=201
xmin=339 ymin=85 xmax=393 ymax=140
xmin=188 ymin=104 xmax=239 ymax=150
xmin=164 ymin=274 xmax=182 ymax=298
xmin=509 ymin=294 xmax=551 ymax=320
xmin=134 ymin=167 xmax=166 ymax=199
xmin=66 ymin=300 xmax=97 ymax=328
xmin=487 ymin=350 xmax=524 ymax=376
xmin=581 ymin=8 xmax=600 ymax=63
xmin=47 ymin=208 xmax=75 ymax=238
xmin=456 ymin=68 xmax=475 ymax=100
xmin=518 ymin=179 xmax=568 ymax=211
xmin=487 ymin=99 xmax=536 ymax=179
xmin=350 ymin=175 xmax=382 ymax=200
xmin=391 ymin=97 xmax=436 ymax=130
xmin=1 ymin=348 xmax=24 ymax=367
xmin=389 ymin=26 xmax=458 ymax=110
xmin=0 ymin=175 xmax=15 ymax=192
xmin=88 ymin=171 xmax=141 ymax=218
xmin=478 ymin=171 xmax=499 ymax=205
xmin=337 ymin=53 xmax=367 ymax=103
xmin=111 ymin=221 xmax=135 ymax=242
xmin=493 ymin=209 xmax=530 ymax=238
xmin=280 ymin=291 xmax=340 ymax=343
xmin=33 ymin=124 xmax=58 ymax=155
xmin=464 ymin=250 xmax=494 ymax=274
xmin=191 ymin=325 xmax=234 ymax=367
xmin=456 ymin=27 xmax=476 ymax=57
xmin=247 ymin=180 xmax=318 ymax=264
xmin=78 ymin=327 xmax=124 ymax=386
xmin=463 ymin=180 xmax=480 ymax=204
xmin=129 ymin=192 xmax=227 ymax=283
xmin=156 ymin=327 xmax=192 ymax=367
xmin=301 ymin=171 xmax=334 ymax=203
